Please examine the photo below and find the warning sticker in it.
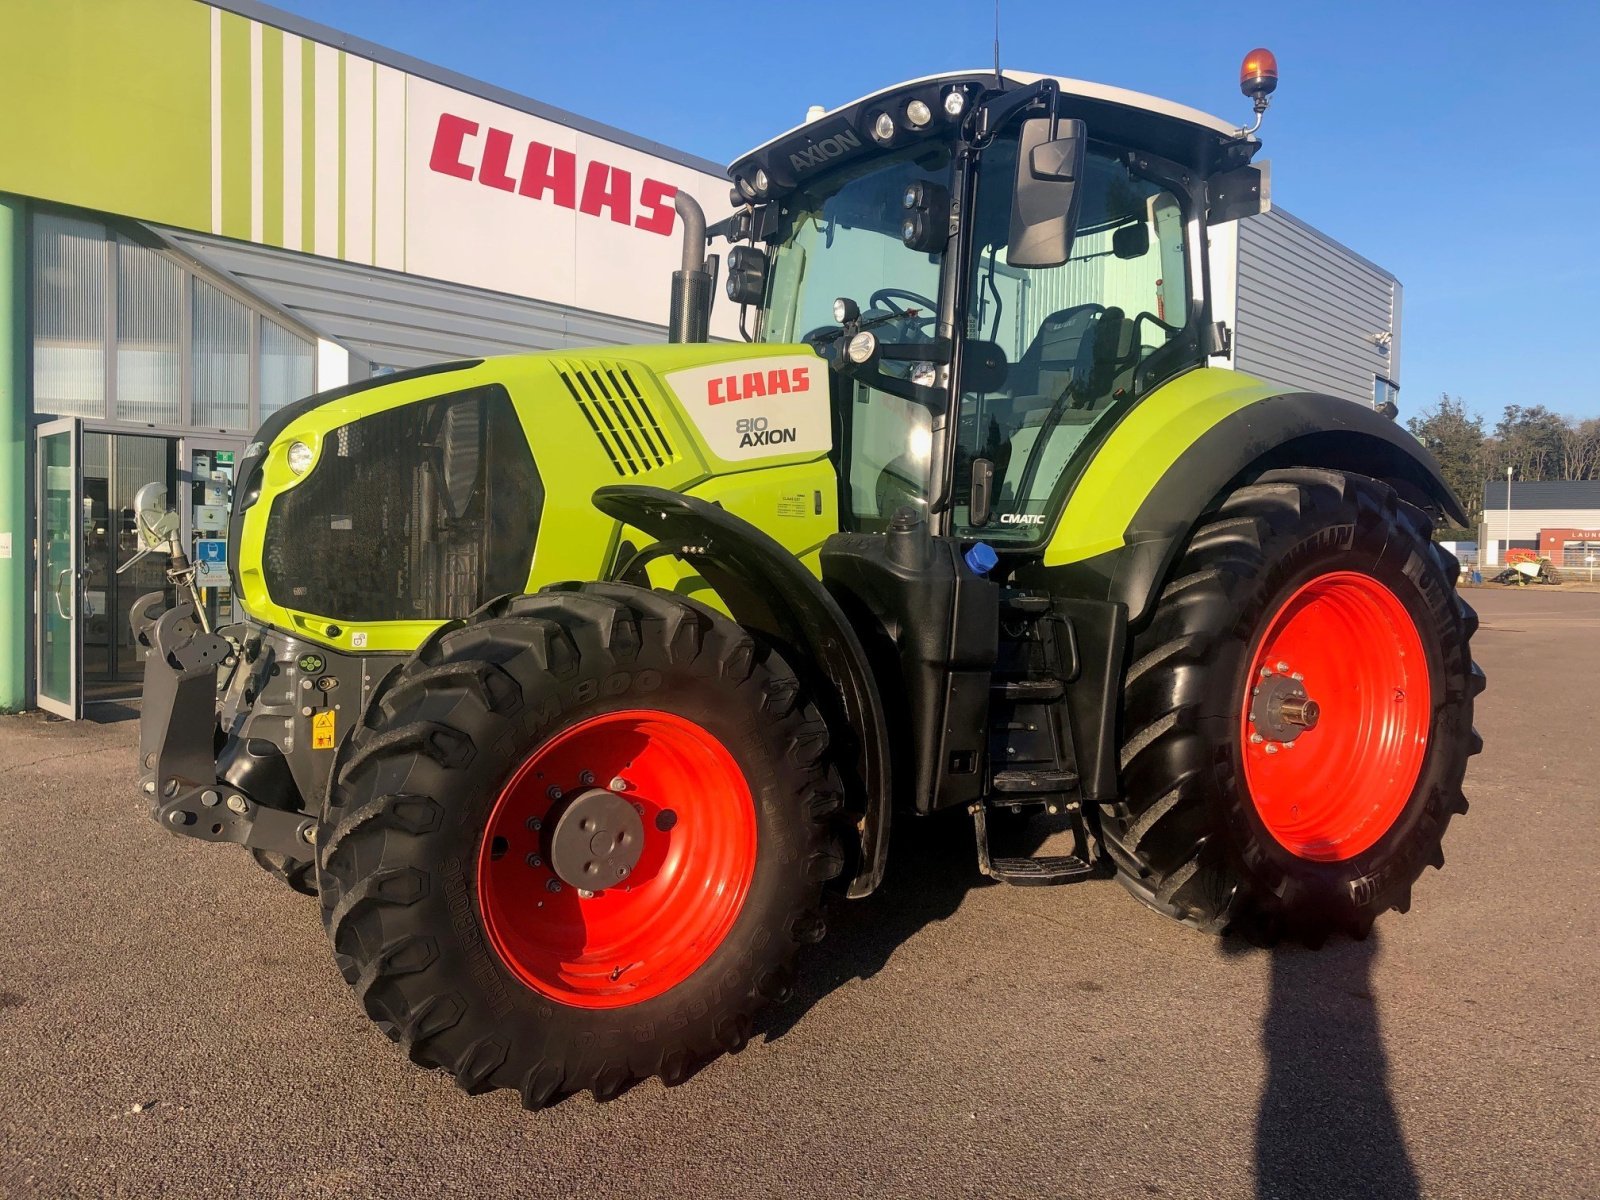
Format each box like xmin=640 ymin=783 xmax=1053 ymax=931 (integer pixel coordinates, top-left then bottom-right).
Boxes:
xmin=311 ymin=709 xmax=336 ymax=750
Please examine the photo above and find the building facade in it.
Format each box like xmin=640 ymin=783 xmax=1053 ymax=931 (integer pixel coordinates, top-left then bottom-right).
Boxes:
xmin=0 ymin=1 xmax=1409 ymax=717
xmin=0 ymin=0 xmax=736 ymax=716
xmin=1480 ymin=480 xmax=1600 ymax=567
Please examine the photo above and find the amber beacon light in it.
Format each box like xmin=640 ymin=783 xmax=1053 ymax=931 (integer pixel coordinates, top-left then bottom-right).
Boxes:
xmin=1240 ymin=48 xmax=1279 ymax=100
xmin=1236 ymin=47 xmax=1279 ymax=134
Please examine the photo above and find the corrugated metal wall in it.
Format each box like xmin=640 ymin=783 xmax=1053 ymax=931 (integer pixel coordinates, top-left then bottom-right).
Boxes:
xmin=1233 ymin=208 xmax=1398 ymax=406
xmin=157 ymin=228 xmax=673 ymax=370
xmin=1482 ymin=509 xmax=1600 ymax=540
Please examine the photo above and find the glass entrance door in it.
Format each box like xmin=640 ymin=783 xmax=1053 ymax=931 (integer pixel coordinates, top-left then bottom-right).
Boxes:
xmin=35 ymin=418 xmax=81 ymax=719
xmin=81 ymin=431 xmax=177 ymax=703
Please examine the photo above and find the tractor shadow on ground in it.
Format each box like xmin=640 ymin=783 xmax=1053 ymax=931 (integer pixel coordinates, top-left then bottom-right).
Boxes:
xmin=1224 ymin=931 xmax=1421 ymax=1200
xmin=759 ymin=808 xmax=985 ymax=1044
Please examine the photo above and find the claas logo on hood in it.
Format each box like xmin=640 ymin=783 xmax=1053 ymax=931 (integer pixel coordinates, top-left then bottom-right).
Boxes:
xmin=707 ymin=366 xmax=811 ymax=405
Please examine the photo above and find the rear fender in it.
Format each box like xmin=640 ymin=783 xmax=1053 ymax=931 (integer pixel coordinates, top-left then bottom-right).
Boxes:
xmin=1028 ymin=385 xmax=1468 ymax=628
xmin=592 ymin=485 xmax=891 ymax=898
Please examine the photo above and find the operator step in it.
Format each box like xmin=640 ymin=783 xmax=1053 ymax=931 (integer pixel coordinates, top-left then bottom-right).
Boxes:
xmin=990 ymin=768 xmax=1079 ymax=795
xmin=991 ymin=678 xmax=1064 ymax=702
xmin=987 ymin=855 xmax=1096 ymax=886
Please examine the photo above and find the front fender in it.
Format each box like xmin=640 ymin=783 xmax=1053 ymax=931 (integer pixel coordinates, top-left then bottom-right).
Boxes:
xmin=592 ymin=484 xmax=891 ymax=898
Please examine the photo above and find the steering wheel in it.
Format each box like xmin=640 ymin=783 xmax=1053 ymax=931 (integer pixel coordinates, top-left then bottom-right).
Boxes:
xmin=870 ymin=287 xmax=937 ymax=318
xmin=866 ymin=287 xmax=940 ymax=343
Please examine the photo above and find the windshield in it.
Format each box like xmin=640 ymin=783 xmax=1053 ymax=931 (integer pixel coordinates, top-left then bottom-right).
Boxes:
xmin=759 ymin=144 xmax=950 ymax=347
xmin=760 ymin=145 xmax=953 ymax=532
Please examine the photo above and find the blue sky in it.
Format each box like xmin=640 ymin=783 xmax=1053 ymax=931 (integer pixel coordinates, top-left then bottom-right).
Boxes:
xmin=271 ymin=0 xmax=1600 ymax=420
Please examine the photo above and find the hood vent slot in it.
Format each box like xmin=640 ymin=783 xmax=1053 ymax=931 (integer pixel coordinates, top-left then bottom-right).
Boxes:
xmin=554 ymin=360 xmax=678 ymax=475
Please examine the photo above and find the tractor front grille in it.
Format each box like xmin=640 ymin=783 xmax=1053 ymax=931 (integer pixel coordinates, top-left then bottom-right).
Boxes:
xmin=552 ymin=359 xmax=678 ymax=476
xmin=261 ymin=384 xmax=541 ymax=623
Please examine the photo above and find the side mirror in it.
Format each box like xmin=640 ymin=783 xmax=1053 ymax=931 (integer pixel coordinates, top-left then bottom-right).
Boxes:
xmin=1008 ymin=117 xmax=1086 ymax=269
xmin=725 ymin=244 xmax=769 ymax=307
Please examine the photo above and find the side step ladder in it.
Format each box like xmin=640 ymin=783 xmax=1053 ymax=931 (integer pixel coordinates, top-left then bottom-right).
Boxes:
xmin=969 ymin=798 xmax=1096 ymax=887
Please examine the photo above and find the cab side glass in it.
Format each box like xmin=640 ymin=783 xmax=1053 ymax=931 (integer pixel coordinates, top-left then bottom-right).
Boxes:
xmin=956 ymin=139 xmax=1192 ymax=539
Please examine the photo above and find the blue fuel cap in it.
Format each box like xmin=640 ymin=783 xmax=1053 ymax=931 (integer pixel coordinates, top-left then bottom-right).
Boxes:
xmin=964 ymin=542 xmax=998 ymax=577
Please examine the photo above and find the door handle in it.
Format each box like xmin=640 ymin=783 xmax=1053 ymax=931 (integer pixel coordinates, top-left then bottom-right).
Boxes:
xmin=52 ymin=567 xmax=74 ymax=620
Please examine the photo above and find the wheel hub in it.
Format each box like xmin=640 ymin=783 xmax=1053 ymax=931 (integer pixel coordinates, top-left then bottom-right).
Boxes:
xmin=547 ymin=787 xmax=645 ymax=891
xmin=1249 ymin=668 xmax=1321 ymax=745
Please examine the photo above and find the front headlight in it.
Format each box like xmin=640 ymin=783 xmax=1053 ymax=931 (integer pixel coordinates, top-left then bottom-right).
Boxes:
xmin=287 ymin=440 xmax=314 ymax=475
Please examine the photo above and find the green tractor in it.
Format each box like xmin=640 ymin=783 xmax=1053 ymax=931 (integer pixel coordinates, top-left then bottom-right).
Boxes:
xmin=132 ymin=59 xmax=1482 ymax=1105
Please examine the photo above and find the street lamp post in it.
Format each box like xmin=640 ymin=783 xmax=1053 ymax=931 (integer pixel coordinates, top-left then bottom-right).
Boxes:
xmin=1504 ymin=466 xmax=1513 ymax=567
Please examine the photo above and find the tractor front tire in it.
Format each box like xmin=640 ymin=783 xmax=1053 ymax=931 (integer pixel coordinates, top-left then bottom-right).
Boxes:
xmin=1103 ymin=468 xmax=1482 ymax=945
xmin=315 ymin=583 xmax=846 ymax=1104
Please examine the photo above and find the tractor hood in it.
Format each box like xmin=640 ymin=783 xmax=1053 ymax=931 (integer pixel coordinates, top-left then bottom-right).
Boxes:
xmin=225 ymin=343 xmax=833 ymax=653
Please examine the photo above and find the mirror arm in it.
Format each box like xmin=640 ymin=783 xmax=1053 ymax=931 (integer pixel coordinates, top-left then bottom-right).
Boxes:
xmin=975 ymin=77 xmax=1059 ymax=142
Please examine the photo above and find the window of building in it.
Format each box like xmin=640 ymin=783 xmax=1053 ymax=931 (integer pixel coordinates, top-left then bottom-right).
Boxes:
xmin=32 ymin=213 xmax=108 ymax=418
xmin=115 ymin=235 xmax=182 ymax=425
xmin=1374 ymin=375 xmax=1399 ymax=409
xmin=191 ymin=279 xmax=252 ymax=430
xmin=30 ymin=210 xmax=318 ymax=431
xmin=260 ymin=317 xmax=316 ymax=417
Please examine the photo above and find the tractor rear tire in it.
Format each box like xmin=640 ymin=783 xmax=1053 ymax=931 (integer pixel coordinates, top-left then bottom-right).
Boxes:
xmin=315 ymin=583 xmax=847 ymax=1104
xmin=1102 ymin=468 xmax=1482 ymax=945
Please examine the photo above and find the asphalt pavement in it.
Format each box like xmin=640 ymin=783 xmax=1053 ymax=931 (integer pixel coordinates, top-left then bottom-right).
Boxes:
xmin=1 ymin=586 xmax=1596 ymax=1199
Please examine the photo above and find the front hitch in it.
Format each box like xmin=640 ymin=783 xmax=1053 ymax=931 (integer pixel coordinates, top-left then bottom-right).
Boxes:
xmin=130 ymin=591 xmax=316 ymax=859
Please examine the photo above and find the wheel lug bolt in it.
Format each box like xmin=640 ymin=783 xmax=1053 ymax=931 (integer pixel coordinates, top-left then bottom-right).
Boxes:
xmin=577 ymin=889 xmax=594 ymax=899
xmin=525 ymin=853 xmax=542 ymax=868
xmin=1260 ymin=667 xmax=1273 ymax=678
xmin=1250 ymin=733 xmax=1264 ymax=745
xmin=1264 ymin=743 xmax=1280 ymax=755
xmin=579 ymin=771 xmax=595 ymax=785
xmin=546 ymin=879 xmax=562 ymax=893
xmin=609 ymin=776 xmax=628 ymax=792
xmin=1275 ymin=661 xmax=1290 ymax=673
xmin=525 ymin=816 xmax=542 ymax=831
xmin=546 ymin=786 xmax=562 ymax=801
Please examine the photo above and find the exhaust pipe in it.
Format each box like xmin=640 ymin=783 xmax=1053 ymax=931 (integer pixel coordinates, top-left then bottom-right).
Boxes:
xmin=668 ymin=192 xmax=713 ymax=343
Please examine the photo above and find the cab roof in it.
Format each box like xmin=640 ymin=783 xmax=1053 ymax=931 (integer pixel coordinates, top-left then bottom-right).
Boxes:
xmin=728 ymin=70 xmax=1258 ymax=197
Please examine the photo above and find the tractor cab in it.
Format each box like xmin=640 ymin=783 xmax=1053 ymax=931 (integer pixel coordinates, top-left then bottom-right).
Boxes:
xmin=717 ymin=71 xmax=1269 ymax=542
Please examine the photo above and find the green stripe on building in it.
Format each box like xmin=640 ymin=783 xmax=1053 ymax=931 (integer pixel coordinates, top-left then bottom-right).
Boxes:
xmin=219 ymin=10 xmax=252 ymax=240
xmin=261 ymin=24 xmax=284 ymax=246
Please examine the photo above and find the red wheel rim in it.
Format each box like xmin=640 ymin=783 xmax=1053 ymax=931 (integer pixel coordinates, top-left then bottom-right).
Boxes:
xmin=476 ymin=710 xmax=757 ymax=1009
xmin=1240 ymin=571 xmax=1431 ymax=861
